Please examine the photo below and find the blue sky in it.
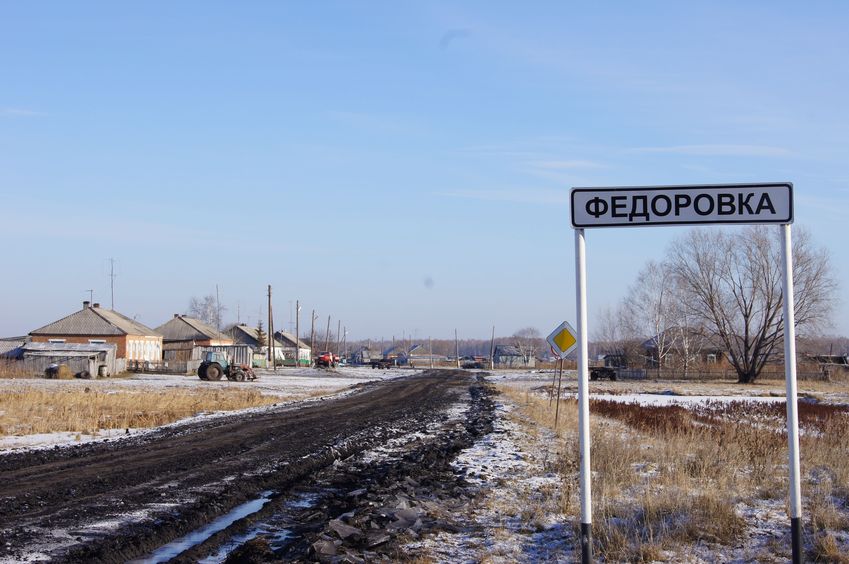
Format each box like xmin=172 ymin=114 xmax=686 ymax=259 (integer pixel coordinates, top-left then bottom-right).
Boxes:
xmin=2 ymin=1 xmax=848 ymax=340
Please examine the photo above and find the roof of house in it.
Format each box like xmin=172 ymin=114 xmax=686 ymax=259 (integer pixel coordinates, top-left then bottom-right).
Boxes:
xmin=155 ymin=315 xmax=231 ymax=343
xmin=494 ymin=344 xmax=523 ymax=356
xmin=229 ymin=324 xmax=286 ymax=349
xmin=30 ymin=303 xmax=160 ymax=338
xmin=23 ymin=342 xmax=117 ymax=353
xmin=273 ymin=331 xmax=311 ymax=350
xmin=0 ymin=336 xmax=28 ymax=356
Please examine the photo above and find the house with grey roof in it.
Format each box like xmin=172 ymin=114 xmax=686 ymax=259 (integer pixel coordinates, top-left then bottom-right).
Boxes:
xmin=156 ymin=314 xmax=232 ymax=346
xmin=29 ymin=301 xmax=162 ymax=362
xmin=155 ymin=314 xmax=234 ymax=363
xmin=228 ymin=323 xmax=289 ymax=362
xmin=273 ymin=330 xmax=312 ymax=366
xmin=493 ymin=344 xmax=536 ymax=368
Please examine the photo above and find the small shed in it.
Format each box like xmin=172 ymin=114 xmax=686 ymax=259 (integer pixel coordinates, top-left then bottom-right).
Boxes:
xmin=19 ymin=342 xmax=121 ymax=377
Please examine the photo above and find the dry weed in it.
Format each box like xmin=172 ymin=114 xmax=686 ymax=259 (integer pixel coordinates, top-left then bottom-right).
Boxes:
xmin=497 ymin=383 xmax=849 ymax=559
xmin=0 ymin=387 xmax=279 ymax=435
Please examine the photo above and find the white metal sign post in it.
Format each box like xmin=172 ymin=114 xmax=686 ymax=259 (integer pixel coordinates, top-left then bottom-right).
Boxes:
xmin=570 ymin=183 xmax=800 ymax=564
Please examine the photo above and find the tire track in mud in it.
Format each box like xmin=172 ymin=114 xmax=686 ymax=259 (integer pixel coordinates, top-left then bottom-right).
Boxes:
xmin=0 ymin=370 xmax=480 ymax=563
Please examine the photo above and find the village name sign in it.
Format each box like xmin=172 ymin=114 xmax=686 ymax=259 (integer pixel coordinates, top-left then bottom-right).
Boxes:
xmin=571 ymin=183 xmax=793 ymax=228
xmin=568 ymin=182 xmax=801 ymax=564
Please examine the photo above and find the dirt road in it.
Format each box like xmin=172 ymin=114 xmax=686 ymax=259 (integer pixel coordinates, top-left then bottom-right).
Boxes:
xmin=0 ymin=370 xmax=493 ymax=563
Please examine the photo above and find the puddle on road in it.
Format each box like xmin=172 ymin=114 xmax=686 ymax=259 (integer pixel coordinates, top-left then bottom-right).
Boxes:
xmin=132 ymin=490 xmax=322 ymax=564
xmin=198 ymin=492 xmax=320 ymax=563
xmin=131 ymin=491 xmax=274 ymax=564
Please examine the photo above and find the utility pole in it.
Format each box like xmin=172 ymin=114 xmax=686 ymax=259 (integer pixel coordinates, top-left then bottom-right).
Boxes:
xmin=490 ymin=325 xmax=496 ymax=370
xmin=268 ymin=285 xmax=276 ymax=371
xmin=310 ymin=309 xmax=317 ymax=364
xmin=455 ymin=328 xmax=460 ymax=369
xmin=108 ymin=258 xmax=117 ymax=309
xmin=429 ymin=336 xmax=433 ymax=369
xmin=86 ymin=289 xmax=93 ymax=304
xmin=343 ymin=326 xmax=347 ymax=359
xmin=295 ymin=299 xmax=300 ymax=367
xmin=324 ymin=316 xmax=331 ymax=352
xmin=336 ymin=319 xmax=341 ymax=356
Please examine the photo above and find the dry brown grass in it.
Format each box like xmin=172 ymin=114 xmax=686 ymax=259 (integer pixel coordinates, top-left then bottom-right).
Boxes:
xmin=0 ymin=388 xmax=279 ymax=436
xmin=498 ymin=384 xmax=849 ymax=560
xmin=0 ymin=359 xmax=34 ymax=379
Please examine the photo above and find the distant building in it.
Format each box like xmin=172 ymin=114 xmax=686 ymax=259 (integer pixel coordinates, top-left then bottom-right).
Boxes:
xmin=155 ymin=314 xmax=233 ymax=362
xmin=228 ymin=323 xmax=289 ymax=362
xmin=18 ymin=341 xmax=120 ymax=377
xmin=641 ymin=328 xmax=727 ymax=369
xmin=493 ymin=344 xmax=536 ymax=368
xmin=273 ymin=331 xmax=311 ymax=366
xmin=30 ymin=301 xmax=162 ymax=361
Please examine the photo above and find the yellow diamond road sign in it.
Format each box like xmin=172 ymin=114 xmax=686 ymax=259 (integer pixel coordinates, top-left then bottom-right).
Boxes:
xmin=547 ymin=320 xmax=578 ymax=359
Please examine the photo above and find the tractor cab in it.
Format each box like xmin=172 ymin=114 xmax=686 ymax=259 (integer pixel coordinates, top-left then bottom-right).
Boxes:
xmin=202 ymin=351 xmax=230 ymax=369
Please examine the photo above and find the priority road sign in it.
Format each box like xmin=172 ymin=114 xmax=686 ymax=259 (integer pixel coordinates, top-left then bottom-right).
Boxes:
xmin=547 ymin=320 xmax=578 ymax=359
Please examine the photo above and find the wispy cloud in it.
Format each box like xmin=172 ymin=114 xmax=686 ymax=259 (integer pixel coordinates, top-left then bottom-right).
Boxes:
xmin=1 ymin=107 xmax=46 ymax=117
xmin=629 ymin=144 xmax=792 ymax=157
xmin=437 ymin=188 xmax=568 ymax=205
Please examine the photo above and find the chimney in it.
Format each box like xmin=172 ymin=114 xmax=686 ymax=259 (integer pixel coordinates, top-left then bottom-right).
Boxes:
xmin=174 ymin=314 xmax=180 ymax=318
xmin=93 ymin=303 xmax=101 ymax=308
xmin=83 ymin=301 xmax=90 ymax=308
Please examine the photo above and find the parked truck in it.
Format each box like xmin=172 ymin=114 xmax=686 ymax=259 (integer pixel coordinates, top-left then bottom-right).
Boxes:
xmin=314 ymin=351 xmax=339 ymax=368
xmin=198 ymin=351 xmax=257 ymax=382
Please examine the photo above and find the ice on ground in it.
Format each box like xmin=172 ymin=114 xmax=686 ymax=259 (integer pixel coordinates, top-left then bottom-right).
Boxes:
xmin=407 ymin=400 xmax=575 ymax=562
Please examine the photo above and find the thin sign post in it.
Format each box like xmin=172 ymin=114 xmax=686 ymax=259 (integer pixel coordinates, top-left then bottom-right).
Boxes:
xmin=570 ymin=183 xmax=799 ymax=564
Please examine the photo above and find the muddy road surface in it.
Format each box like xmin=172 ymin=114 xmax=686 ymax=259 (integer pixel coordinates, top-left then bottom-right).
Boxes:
xmin=0 ymin=370 xmax=496 ymax=563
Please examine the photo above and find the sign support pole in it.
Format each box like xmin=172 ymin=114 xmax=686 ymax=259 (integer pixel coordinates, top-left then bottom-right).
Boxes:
xmin=575 ymin=228 xmax=592 ymax=563
xmin=781 ymin=223 xmax=803 ymax=564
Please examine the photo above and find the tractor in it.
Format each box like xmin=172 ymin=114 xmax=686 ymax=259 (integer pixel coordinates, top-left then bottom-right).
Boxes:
xmin=197 ymin=351 xmax=257 ymax=382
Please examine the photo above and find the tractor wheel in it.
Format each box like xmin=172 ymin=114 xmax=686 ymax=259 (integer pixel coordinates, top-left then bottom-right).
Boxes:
xmin=590 ymin=371 xmax=598 ymax=381
xmin=206 ymin=363 xmax=223 ymax=381
xmin=231 ymin=369 xmax=246 ymax=382
xmin=198 ymin=365 xmax=209 ymax=380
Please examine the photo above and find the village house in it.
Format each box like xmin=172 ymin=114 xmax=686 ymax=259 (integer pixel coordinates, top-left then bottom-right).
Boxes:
xmin=493 ymin=344 xmax=536 ymax=368
xmin=155 ymin=314 xmax=233 ymax=362
xmin=29 ymin=301 xmax=162 ymax=362
xmin=272 ymin=330 xmax=312 ymax=366
xmin=228 ymin=323 xmax=290 ymax=363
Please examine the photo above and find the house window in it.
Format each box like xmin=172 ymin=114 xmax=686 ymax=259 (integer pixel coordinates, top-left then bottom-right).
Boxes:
xmin=707 ymin=353 xmax=717 ymax=364
xmin=89 ymin=339 xmax=106 ymax=344
xmin=48 ymin=339 xmax=66 ymax=343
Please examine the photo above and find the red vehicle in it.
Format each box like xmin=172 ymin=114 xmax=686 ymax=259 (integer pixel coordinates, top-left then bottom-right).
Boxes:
xmin=314 ymin=351 xmax=339 ymax=368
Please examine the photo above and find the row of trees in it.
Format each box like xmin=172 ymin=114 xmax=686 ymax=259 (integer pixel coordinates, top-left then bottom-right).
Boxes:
xmin=598 ymin=226 xmax=836 ymax=383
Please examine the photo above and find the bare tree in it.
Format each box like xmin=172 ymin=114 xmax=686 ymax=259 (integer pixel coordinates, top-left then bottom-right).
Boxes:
xmin=188 ymin=295 xmax=226 ymax=329
xmin=592 ymin=302 xmax=650 ymax=368
xmin=622 ymin=260 xmax=680 ymax=371
xmin=513 ymin=327 xmax=541 ymax=362
xmin=669 ymin=226 xmax=836 ymax=383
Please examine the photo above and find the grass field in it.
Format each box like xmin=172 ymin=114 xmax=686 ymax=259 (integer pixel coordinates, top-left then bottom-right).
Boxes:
xmin=498 ymin=385 xmax=849 ymax=562
xmin=0 ymin=387 xmax=280 ymax=437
